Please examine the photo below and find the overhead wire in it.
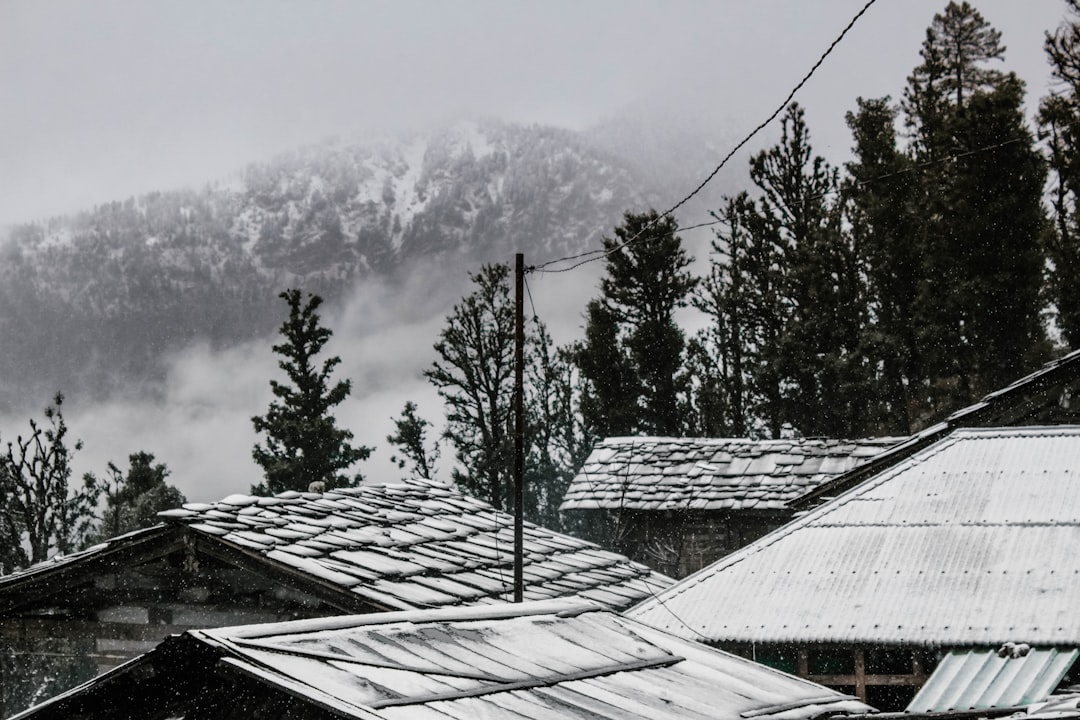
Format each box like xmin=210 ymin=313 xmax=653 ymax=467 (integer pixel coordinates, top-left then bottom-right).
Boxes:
xmin=520 ymin=280 xmax=709 ymax=637
xmin=514 ymin=0 xmax=881 ymax=631
xmin=651 ymin=136 xmax=1041 ymax=254
xmin=528 ymin=0 xmax=881 ymax=276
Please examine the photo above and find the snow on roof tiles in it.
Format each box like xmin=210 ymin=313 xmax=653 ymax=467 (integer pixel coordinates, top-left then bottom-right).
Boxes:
xmin=17 ymin=599 xmax=874 ymax=719
xmin=560 ymin=436 xmax=902 ymax=512
xmin=161 ymin=478 xmax=670 ymax=611
xmin=628 ymin=426 xmax=1080 ymax=646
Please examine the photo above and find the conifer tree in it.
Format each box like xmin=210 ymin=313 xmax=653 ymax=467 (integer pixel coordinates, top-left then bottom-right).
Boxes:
xmin=85 ymin=452 xmax=185 ymax=544
xmin=903 ymin=2 xmax=1048 ymax=406
xmin=571 ymin=300 xmax=640 ymax=438
xmin=689 ymin=195 xmax=757 ymax=437
xmin=251 ymin=290 xmax=371 ymax=494
xmin=387 ymin=402 xmax=439 ymax=481
xmin=426 ymin=264 xmax=515 ymax=509
xmin=573 ymin=210 xmax=696 ymax=438
xmin=736 ymin=104 xmax=869 ymax=438
xmin=1040 ymin=0 xmax=1080 ymax=347
xmin=845 ymin=97 xmax=922 ymax=433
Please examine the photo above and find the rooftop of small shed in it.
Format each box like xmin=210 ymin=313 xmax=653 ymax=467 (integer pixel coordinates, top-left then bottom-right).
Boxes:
xmin=560 ymin=436 xmax=901 ymax=512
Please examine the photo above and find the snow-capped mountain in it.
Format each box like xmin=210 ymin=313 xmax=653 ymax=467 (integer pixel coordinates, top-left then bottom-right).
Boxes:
xmin=0 ymin=119 xmax=671 ymax=406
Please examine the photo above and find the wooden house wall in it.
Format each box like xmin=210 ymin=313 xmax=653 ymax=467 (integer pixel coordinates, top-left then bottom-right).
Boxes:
xmin=0 ymin=544 xmax=360 ymax=717
xmin=575 ymin=508 xmax=793 ymax=579
xmin=722 ymin=642 xmax=940 ymax=711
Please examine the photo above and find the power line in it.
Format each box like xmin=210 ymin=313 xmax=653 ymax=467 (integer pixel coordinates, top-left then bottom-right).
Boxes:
xmin=523 ymin=272 xmax=539 ymax=323
xmin=529 ymin=0 xmax=880 ymax=276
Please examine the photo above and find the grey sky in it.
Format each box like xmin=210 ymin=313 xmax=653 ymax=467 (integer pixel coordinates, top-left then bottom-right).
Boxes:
xmin=0 ymin=1 xmax=1068 ymax=228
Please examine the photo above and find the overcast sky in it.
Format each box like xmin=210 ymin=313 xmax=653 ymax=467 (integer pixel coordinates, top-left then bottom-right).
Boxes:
xmin=0 ymin=0 xmax=1070 ymax=228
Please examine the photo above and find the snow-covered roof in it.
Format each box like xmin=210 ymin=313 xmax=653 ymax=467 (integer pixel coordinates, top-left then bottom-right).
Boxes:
xmin=158 ymin=478 xmax=671 ymax=611
xmin=629 ymin=426 xmax=1080 ymax=646
xmin=0 ymin=479 xmax=670 ymax=614
xmin=13 ymin=598 xmax=874 ymax=720
xmin=559 ymin=436 xmax=901 ymax=512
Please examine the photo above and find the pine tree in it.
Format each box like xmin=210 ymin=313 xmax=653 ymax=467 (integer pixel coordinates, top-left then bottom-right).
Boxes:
xmin=570 ymin=300 xmax=640 ymax=438
xmin=903 ymin=2 xmax=1048 ymax=406
xmin=1040 ymin=0 xmax=1080 ymax=347
xmin=85 ymin=452 xmax=185 ymax=544
xmin=688 ymin=196 xmax=756 ymax=437
xmin=425 ymin=264 xmax=515 ymax=509
xmin=741 ymin=104 xmax=869 ymax=437
xmin=845 ymin=96 xmax=922 ymax=433
xmin=573 ymin=210 xmax=696 ymax=438
xmin=251 ymin=290 xmax=371 ymax=494
xmin=386 ymin=402 xmax=439 ymax=480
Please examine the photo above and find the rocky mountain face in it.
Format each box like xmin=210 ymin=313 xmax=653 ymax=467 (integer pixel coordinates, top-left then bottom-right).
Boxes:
xmin=0 ymin=119 xmax=668 ymax=407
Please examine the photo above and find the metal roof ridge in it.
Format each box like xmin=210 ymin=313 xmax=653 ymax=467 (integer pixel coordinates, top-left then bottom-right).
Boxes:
xmin=197 ymin=597 xmax=603 ymax=641
xmin=950 ymin=425 xmax=1080 ymax=438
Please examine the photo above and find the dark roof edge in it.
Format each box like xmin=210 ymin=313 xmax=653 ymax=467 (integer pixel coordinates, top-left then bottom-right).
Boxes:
xmin=792 ymin=350 xmax=1080 ymax=510
xmin=0 ymin=524 xmax=182 ymax=614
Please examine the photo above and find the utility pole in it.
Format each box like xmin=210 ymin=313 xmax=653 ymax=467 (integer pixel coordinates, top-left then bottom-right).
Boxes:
xmin=513 ymin=253 xmax=525 ymax=602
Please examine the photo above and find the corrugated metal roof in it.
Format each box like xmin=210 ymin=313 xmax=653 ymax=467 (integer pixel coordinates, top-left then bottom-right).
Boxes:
xmin=14 ymin=599 xmax=875 ymax=719
xmin=2 ymin=479 xmax=670 ymax=613
xmin=629 ymin=427 xmax=1080 ymax=645
xmin=560 ymin=436 xmax=901 ymax=512
xmin=908 ymin=647 xmax=1079 ymax=712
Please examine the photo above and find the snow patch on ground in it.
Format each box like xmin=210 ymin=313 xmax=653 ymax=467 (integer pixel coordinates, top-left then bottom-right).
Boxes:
xmin=389 ymin=137 xmax=429 ymax=251
xmin=451 ymin=120 xmax=496 ymax=160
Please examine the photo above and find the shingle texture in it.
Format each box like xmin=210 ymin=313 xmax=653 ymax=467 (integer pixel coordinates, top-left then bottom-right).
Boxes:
xmin=629 ymin=426 xmax=1080 ymax=646
xmin=560 ymin=436 xmax=900 ymax=512
xmin=17 ymin=599 xmax=873 ymax=720
xmin=154 ymin=478 xmax=670 ymax=611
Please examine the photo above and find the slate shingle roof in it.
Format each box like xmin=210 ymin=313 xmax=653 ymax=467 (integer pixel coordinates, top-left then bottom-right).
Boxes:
xmin=560 ymin=436 xmax=901 ymax=512
xmin=628 ymin=426 xmax=1080 ymax=646
xmin=151 ymin=478 xmax=671 ymax=611
xmin=15 ymin=599 xmax=874 ymax=720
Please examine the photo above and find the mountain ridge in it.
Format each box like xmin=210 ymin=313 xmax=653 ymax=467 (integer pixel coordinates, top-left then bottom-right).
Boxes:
xmin=0 ymin=117 xmax=675 ymax=408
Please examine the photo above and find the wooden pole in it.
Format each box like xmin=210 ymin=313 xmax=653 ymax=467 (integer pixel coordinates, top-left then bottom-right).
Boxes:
xmin=513 ymin=253 xmax=525 ymax=602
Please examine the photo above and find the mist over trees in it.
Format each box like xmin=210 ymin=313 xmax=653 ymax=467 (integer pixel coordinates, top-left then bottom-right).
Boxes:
xmin=408 ymin=2 xmax=1077 ymax=521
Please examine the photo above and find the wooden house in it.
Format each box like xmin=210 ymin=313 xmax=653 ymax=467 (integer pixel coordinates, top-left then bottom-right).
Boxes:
xmin=11 ymin=598 xmax=873 ymax=720
xmin=628 ymin=425 xmax=1080 ymax=711
xmin=561 ymin=349 xmax=1080 ymax=579
xmin=0 ymin=478 xmax=670 ymax=716
xmin=560 ymin=436 xmax=900 ymax=578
